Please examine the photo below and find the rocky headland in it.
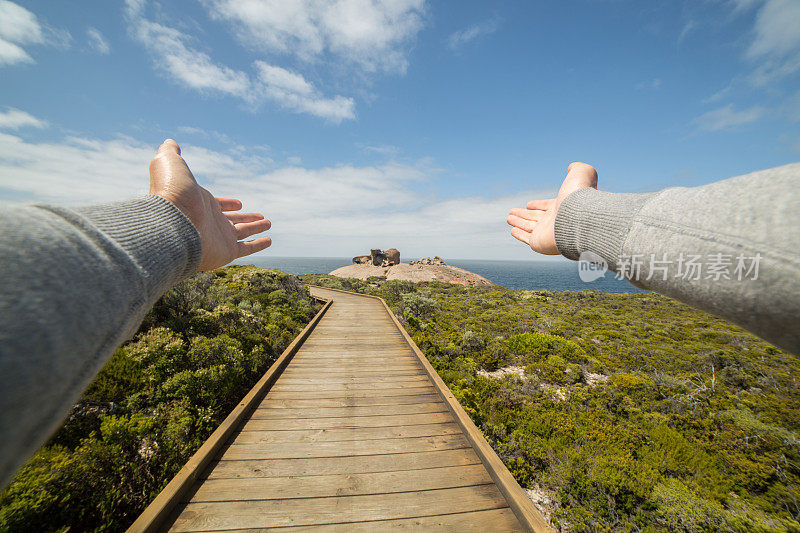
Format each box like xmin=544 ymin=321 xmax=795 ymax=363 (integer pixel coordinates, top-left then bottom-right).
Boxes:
xmin=330 ymin=249 xmax=495 ymax=287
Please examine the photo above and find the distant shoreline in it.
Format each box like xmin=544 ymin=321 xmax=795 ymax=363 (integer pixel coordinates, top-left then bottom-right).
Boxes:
xmin=233 ymin=257 xmax=647 ymax=293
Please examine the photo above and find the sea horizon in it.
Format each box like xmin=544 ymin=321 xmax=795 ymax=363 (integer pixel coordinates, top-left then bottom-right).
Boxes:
xmin=233 ymin=256 xmax=646 ymax=293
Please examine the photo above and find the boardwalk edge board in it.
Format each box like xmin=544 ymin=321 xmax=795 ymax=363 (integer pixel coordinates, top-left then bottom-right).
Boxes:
xmin=309 ymin=285 xmax=552 ymax=533
xmin=126 ymin=297 xmax=333 ymax=533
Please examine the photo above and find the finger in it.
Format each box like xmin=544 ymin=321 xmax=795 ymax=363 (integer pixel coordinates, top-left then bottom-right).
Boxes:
xmin=235 ymin=218 xmax=271 ymax=240
xmin=157 ymin=139 xmax=181 ymax=155
xmin=510 ymin=227 xmax=531 ymax=245
xmin=526 ymin=198 xmax=556 ymax=210
xmin=226 ymin=212 xmax=264 ymax=224
xmin=237 ymin=236 xmax=272 ymax=257
xmin=216 ymin=197 xmax=243 ymax=211
xmin=507 ymin=214 xmax=536 ymax=232
xmin=509 ymin=207 xmax=544 ymax=221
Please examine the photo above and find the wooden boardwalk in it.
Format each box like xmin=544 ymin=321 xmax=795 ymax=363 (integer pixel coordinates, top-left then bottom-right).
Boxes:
xmin=129 ymin=287 xmax=549 ymax=532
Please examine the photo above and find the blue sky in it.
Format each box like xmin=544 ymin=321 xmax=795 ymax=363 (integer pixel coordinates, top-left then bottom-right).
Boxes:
xmin=0 ymin=0 xmax=798 ymax=259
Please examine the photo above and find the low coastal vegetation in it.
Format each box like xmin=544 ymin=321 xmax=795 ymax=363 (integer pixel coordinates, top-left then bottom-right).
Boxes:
xmin=301 ymin=274 xmax=800 ymax=532
xmin=0 ymin=266 xmax=320 ymax=532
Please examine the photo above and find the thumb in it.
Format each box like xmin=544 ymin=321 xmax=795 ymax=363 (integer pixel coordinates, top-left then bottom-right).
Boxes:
xmin=558 ymin=162 xmax=598 ymax=199
xmin=156 ymin=138 xmax=181 ymax=156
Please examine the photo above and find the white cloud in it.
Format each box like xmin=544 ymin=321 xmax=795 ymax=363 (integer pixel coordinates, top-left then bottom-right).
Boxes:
xmin=362 ymin=144 xmax=400 ymax=157
xmin=447 ymin=17 xmax=501 ymax=51
xmin=133 ymin=17 xmax=251 ymax=97
xmin=0 ymin=0 xmax=42 ymax=66
xmin=86 ymin=27 xmax=110 ymax=55
xmin=0 ymin=38 xmax=31 ymax=66
xmin=0 ymin=108 xmax=48 ymax=130
xmin=693 ymin=104 xmax=765 ymax=131
xmin=0 ymin=1 xmax=44 ymax=46
xmin=0 ymin=123 xmax=547 ymax=259
xmin=125 ymin=1 xmax=354 ymax=122
xmin=744 ymin=0 xmax=800 ymax=84
xmin=0 ymin=1 xmax=71 ymax=66
xmin=746 ymin=0 xmax=800 ymax=59
xmin=254 ymin=61 xmax=355 ymax=121
xmin=202 ymin=0 xmax=426 ymax=74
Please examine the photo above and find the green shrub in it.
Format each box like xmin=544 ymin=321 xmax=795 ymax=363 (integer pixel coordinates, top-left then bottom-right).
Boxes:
xmin=1 ymin=267 xmax=319 ymax=532
xmin=402 ymin=292 xmax=436 ymax=318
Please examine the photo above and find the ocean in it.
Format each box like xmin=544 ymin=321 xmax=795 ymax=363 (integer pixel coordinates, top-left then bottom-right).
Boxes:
xmin=234 ymin=257 xmax=647 ymax=293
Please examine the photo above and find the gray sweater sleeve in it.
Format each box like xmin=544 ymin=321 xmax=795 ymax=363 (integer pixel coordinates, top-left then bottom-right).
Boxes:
xmin=0 ymin=195 xmax=202 ymax=487
xmin=554 ymin=162 xmax=800 ymax=355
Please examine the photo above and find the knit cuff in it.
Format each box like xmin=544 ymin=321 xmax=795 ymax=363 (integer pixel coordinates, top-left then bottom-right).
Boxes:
xmin=73 ymin=195 xmax=202 ymax=297
xmin=554 ymin=187 xmax=656 ymax=271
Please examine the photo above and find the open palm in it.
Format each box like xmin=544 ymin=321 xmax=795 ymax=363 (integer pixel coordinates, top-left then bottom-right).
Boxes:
xmin=507 ymin=162 xmax=598 ymax=255
xmin=148 ymin=139 xmax=271 ymax=271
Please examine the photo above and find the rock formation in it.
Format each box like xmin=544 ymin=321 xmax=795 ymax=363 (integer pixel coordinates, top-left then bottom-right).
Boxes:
xmin=353 ymin=248 xmax=401 ymax=267
xmin=410 ymin=256 xmax=445 ymax=266
xmin=335 ymin=251 xmax=493 ymax=286
xmin=385 ymin=248 xmax=400 ymax=265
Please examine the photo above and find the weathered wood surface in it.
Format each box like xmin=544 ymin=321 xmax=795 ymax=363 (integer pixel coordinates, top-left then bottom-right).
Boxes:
xmin=133 ymin=287 xmax=549 ymax=532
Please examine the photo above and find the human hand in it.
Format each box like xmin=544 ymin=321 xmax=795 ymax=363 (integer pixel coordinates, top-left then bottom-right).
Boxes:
xmin=148 ymin=139 xmax=271 ymax=271
xmin=507 ymin=162 xmax=598 ymax=254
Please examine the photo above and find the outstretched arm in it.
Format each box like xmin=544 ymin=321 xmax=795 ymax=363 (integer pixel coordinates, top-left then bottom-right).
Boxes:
xmin=508 ymin=162 xmax=800 ymax=355
xmin=0 ymin=140 xmax=271 ymax=487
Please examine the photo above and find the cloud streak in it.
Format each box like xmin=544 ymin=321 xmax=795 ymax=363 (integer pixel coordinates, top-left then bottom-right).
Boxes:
xmin=447 ymin=16 xmax=501 ymax=51
xmin=86 ymin=27 xmax=110 ymax=55
xmin=693 ymin=104 xmax=765 ymax=131
xmin=202 ymin=0 xmax=426 ymax=74
xmin=745 ymin=0 xmax=800 ymax=85
xmin=0 ymin=108 xmax=48 ymax=130
xmin=0 ymin=1 xmax=43 ymax=66
xmin=0 ymin=1 xmax=71 ymax=67
xmin=125 ymin=0 xmax=355 ymax=122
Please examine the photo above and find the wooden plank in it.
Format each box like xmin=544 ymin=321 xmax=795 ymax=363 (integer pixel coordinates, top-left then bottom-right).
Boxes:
xmin=241 ymin=412 xmax=456 ymax=431
xmin=279 ymin=367 xmax=423 ymax=375
xmin=205 ymin=448 xmax=483 ymax=479
xmin=250 ymin=402 xmax=447 ymax=419
xmin=295 ymin=348 xmax=413 ymax=353
xmin=196 ymin=508 xmax=523 ymax=532
xmin=298 ymin=345 xmax=412 ymax=350
xmin=169 ymin=485 xmax=510 ymax=531
xmin=286 ymin=361 xmax=419 ymax=367
xmin=262 ymin=387 xmax=437 ymax=400
xmin=256 ymin=393 xmax=441 ymax=408
xmin=285 ymin=362 xmax=419 ymax=367
xmin=126 ymin=297 xmax=333 ymax=533
xmin=278 ymin=369 xmax=425 ymax=378
xmin=291 ymin=349 xmax=413 ymax=355
xmin=232 ymin=422 xmax=462 ymax=444
xmin=290 ymin=354 xmax=417 ymax=361
xmin=220 ymin=434 xmax=469 ymax=461
xmin=274 ymin=375 xmax=430 ymax=384
xmin=298 ymin=349 xmax=407 ymax=354
xmin=186 ymin=464 xmax=493 ymax=502
xmin=268 ymin=382 xmax=431 ymax=393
